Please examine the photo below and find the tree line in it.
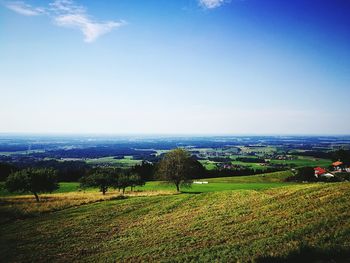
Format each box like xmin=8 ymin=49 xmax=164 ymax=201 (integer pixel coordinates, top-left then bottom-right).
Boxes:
xmin=80 ymin=168 xmax=144 ymax=195
xmin=3 ymin=149 xmax=201 ymax=201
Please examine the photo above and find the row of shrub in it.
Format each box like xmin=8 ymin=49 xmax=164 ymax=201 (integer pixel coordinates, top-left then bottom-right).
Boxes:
xmin=3 ymin=167 xmax=145 ymax=202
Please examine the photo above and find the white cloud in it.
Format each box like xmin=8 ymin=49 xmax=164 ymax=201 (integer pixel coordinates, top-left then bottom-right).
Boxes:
xmin=49 ymin=0 xmax=85 ymax=15
xmin=199 ymin=0 xmax=228 ymax=9
xmin=55 ymin=14 xmax=125 ymax=42
xmin=4 ymin=0 xmax=125 ymax=42
xmin=6 ymin=1 xmax=45 ymax=16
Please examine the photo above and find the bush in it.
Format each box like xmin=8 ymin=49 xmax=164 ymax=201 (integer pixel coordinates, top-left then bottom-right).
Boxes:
xmin=80 ymin=168 xmax=144 ymax=195
xmin=285 ymin=167 xmax=317 ymax=182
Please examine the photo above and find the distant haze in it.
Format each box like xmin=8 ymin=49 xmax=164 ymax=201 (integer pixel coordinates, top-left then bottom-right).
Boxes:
xmin=1 ymin=0 xmax=349 ymax=135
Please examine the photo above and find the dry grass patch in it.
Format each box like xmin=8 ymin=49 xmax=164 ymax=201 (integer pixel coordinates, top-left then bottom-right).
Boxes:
xmin=0 ymin=190 xmax=175 ymax=223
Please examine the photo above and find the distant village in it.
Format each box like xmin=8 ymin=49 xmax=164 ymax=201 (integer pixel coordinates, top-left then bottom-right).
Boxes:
xmin=189 ymin=146 xmax=298 ymax=170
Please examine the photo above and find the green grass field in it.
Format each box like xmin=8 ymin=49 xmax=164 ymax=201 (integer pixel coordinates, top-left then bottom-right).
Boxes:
xmin=200 ymin=154 xmax=331 ymax=171
xmin=205 ymin=170 xmax=293 ymax=183
xmin=0 ymin=171 xmax=293 ymax=197
xmin=135 ymin=171 xmax=294 ymax=193
xmin=198 ymin=160 xmax=218 ymax=170
xmin=85 ymin=156 xmax=142 ymax=167
xmin=230 ymin=160 xmax=268 ymax=170
xmin=1 ymin=182 xmax=349 ymax=262
xmin=1 ymin=171 xmax=349 ymax=262
xmin=270 ymin=156 xmax=331 ymax=168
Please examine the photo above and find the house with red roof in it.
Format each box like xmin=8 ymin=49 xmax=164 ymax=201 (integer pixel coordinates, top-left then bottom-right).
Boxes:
xmin=314 ymin=167 xmax=326 ymax=178
xmin=314 ymin=167 xmax=334 ymax=178
xmin=332 ymin=161 xmax=343 ymax=171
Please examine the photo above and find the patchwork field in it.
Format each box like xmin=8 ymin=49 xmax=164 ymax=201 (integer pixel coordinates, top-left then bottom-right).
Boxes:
xmin=1 ymin=170 xmax=349 ymax=262
xmin=269 ymin=156 xmax=331 ymax=168
xmin=85 ymin=156 xmax=142 ymax=167
xmin=200 ymin=154 xmax=331 ymax=171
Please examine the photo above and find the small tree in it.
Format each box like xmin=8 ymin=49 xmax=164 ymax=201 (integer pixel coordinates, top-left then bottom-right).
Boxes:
xmin=0 ymin=162 xmax=17 ymax=181
xmin=128 ymin=173 xmax=145 ymax=191
xmin=332 ymin=149 xmax=350 ymax=165
xmin=131 ymin=161 xmax=155 ymax=181
xmin=157 ymin=148 xmax=196 ymax=192
xmin=80 ymin=168 xmax=117 ymax=195
xmin=80 ymin=168 xmax=145 ymax=195
xmin=117 ymin=172 xmax=131 ymax=194
xmin=5 ymin=168 xmax=59 ymax=202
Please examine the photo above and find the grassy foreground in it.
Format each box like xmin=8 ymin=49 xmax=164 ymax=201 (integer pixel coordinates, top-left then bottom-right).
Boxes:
xmin=0 ymin=171 xmax=292 ymax=224
xmin=1 ymin=182 xmax=350 ymax=262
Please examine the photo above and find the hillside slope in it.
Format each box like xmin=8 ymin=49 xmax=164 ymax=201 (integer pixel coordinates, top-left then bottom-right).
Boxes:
xmin=1 ymin=183 xmax=350 ymax=262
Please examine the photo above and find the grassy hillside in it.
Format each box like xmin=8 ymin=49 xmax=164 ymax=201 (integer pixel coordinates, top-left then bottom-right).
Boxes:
xmin=0 ymin=171 xmax=293 ymax=196
xmin=0 ymin=171 xmax=293 ymax=223
xmin=203 ymin=170 xmax=293 ymax=183
xmin=136 ymin=170 xmax=293 ymax=193
xmin=1 ymin=182 xmax=349 ymax=262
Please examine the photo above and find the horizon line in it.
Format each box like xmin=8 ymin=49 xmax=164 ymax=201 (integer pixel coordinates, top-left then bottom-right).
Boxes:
xmin=0 ymin=132 xmax=350 ymax=137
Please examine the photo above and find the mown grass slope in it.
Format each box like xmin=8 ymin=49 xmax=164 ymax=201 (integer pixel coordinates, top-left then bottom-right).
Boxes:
xmin=204 ymin=170 xmax=293 ymax=183
xmin=0 ymin=171 xmax=293 ymax=197
xmin=0 ymin=171 xmax=292 ymax=224
xmin=1 ymin=182 xmax=349 ymax=262
xmin=136 ymin=171 xmax=294 ymax=193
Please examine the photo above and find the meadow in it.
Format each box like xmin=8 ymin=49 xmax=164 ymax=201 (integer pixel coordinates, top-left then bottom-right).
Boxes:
xmin=0 ymin=171 xmax=293 ymax=197
xmin=1 ymin=170 xmax=350 ymax=262
xmin=200 ymin=154 xmax=332 ymax=171
xmin=0 ymin=181 xmax=349 ymax=262
xmin=269 ymin=156 xmax=331 ymax=168
xmin=85 ymin=156 xmax=142 ymax=167
xmin=0 ymin=171 xmax=293 ymax=224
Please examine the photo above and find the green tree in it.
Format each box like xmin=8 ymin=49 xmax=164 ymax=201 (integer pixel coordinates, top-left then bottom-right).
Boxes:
xmin=5 ymin=168 xmax=59 ymax=202
xmin=157 ymin=148 xmax=196 ymax=192
xmin=80 ymin=168 xmax=117 ymax=195
xmin=0 ymin=162 xmax=17 ymax=181
xmin=114 ymin=171 xmax=144 ymax=194
xmin=117 ymin=172 xmax=130 ymax=194
xmin=131 ymin=161 xmax=155 ymax=181
xmin=286 ymin=167 xmax=317 ymax=182
xmin=332 ymin=149 xmax=350 ymax=165
xmin=80 ymin=168 xmax=145 ymax=195
xmin=128 ymin=173 xmax=145 ymax=191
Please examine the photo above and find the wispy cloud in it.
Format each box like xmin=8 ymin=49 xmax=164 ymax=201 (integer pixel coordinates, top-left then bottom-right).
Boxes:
xmin=55 ymin=14 xmax=125 ymax=43
xmin=198 ymin=0 xmax=229 ymax=9
xmin=49 ymin=0 xmax=84 ymax=14
xmin=50 ymin=0 xmax=125 ymax=42
xmin=5 ymin=1 xmax=45 ymax=16
xmin=4 ymin=0 xmax=125 ymax=42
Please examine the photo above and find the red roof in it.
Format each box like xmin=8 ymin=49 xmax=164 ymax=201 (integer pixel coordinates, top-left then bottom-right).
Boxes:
xmin=332 ymin=161 xmax=343 ymax=166
xmin=314 ymin=167 xmax=326 ymax=175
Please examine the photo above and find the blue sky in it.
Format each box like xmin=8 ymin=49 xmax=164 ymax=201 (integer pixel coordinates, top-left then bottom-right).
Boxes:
xmin=1 ymin=0 xmax=349 ymax=134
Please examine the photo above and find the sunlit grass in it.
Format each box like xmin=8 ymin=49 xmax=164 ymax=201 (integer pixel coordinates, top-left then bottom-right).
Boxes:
xmin=1 ymin=183 xmax=349 ymax=262
xmin=0 ymin=189 xmax=174 ymax=223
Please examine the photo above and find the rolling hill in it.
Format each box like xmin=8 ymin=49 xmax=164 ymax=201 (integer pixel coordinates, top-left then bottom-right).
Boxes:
xmin=1 ymin=180 xmax=349 ymax=262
